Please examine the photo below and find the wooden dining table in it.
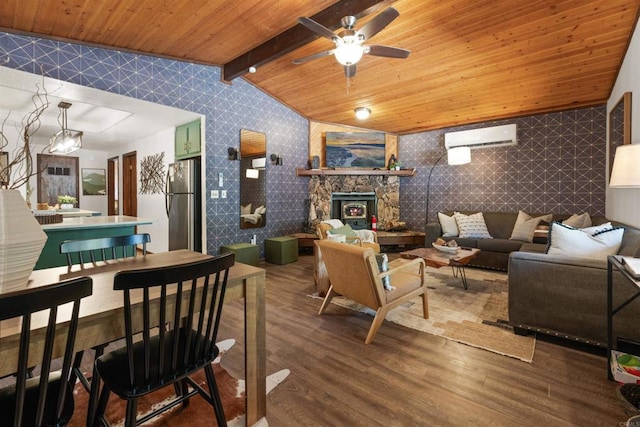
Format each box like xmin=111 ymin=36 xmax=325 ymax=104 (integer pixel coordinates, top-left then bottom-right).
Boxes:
xmin=0 ymin=249 xmax=267 ymax=426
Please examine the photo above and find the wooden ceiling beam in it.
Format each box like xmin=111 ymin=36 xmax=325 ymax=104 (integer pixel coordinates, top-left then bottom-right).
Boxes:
xmin=222 ymin=0 xmax=393 ymax=82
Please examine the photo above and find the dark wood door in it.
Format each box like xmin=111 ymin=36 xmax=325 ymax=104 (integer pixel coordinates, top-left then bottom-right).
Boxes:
xmin=107 ymin=156 xmax=118 ymax=215
xmin=122 ymin=151 xmax=137 ymax=217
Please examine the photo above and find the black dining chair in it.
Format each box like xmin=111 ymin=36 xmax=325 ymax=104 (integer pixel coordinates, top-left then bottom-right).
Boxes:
xmin=60 ymin=233 xmax=150 ymax=421
xmin=92 ymin=252 xmax=235 ymax=427
xmin=60 ymin=233 xmax=151 ymax=266
xmin=0 ymin=276 xmax=93 ymax=427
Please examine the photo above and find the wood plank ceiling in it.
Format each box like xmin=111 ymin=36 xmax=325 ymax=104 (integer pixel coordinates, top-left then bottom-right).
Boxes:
xmin=1 ymin=0 xmax=638 ymax=134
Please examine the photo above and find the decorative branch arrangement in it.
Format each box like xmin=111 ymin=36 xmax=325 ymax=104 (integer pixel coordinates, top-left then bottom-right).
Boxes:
xmin=0 ymin=65 xmax=51 ymax=192
xmin=139 ymin=152 xmax=166 ymax=194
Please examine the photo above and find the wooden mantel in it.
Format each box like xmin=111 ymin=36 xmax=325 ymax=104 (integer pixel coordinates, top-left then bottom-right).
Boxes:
xmin=296 ymin=168 xmax=416 ymax=177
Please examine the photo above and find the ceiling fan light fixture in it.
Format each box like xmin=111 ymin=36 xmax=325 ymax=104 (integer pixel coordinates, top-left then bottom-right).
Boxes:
xmin=334 ymin=41 xmax=364 ymax=66
xmin=355 ymin=107 xmax=371 ymax=119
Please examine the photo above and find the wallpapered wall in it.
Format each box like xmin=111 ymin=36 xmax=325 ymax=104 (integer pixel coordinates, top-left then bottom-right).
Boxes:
xmin=399 ymin=107 xmax=607 ymax=230
xmin=0 ymin=31 xmax=310 ymax=255
xmin=1 ymin=32 xmax=607 ymax=247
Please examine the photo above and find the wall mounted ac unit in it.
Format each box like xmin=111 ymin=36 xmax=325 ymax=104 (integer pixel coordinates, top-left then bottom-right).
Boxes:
xmin=444 ymin=123 xmax=517 ymax=150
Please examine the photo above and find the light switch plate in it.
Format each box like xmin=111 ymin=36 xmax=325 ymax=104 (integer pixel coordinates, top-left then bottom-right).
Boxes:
xmin=221 ymin=190 xmax=227 ymax=198
xmin=211 ymin=190 xmax=219 ymax=199
xmin=218 ymin=172 xmax=224 ymax=187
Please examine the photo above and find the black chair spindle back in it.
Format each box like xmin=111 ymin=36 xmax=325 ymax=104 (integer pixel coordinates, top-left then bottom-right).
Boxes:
xmin=0 ymin=277 xmax=92 ymax=427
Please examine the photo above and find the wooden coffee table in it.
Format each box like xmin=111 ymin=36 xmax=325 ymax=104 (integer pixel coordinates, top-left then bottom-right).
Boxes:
xmin=399 ymin=247 xmax=481 ymax=290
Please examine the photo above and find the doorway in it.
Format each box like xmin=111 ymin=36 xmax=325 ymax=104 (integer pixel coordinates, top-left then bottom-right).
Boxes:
xmin=107 ymin=156 xmax=119 ymax=215
xmin=122 ymin=151 xmax=137 ymax=217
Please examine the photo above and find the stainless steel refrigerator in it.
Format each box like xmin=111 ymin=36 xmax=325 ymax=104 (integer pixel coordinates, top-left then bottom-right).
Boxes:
xmin=166 ymin=158 xmax=202 ymax=251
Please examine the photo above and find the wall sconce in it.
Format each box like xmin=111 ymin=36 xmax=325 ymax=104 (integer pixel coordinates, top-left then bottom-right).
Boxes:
xmin=227 ymin=147 xmax=238 ymax=160
xmin=270 ymin=154 xmax=283 ymax=165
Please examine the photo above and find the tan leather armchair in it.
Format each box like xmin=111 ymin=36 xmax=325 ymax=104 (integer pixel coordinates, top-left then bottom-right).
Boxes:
xmin=317 ymin=240 xmax=428 ymax=344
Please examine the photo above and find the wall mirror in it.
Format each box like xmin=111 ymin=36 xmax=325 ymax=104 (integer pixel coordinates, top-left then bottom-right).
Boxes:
xmin=609 ymin=91 xmax=632 ymax=178
xmin=240 ymin=129 xmax=267 ymax=229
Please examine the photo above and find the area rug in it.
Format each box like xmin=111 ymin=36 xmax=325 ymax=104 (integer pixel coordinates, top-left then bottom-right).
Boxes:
xmin=314 ymin=267 xmax=536 ymax=362
xmin=69 ymin=339 xmax=289 ymax=426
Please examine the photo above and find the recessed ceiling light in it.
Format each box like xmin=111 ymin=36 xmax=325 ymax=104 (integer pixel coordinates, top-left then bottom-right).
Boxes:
xmin=354 ymin=107 xmax=371 ymax=119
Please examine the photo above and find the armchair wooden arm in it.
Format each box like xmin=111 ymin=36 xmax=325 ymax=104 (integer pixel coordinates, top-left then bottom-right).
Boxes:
xmin=378 ymin=257 xmax=425 ymax=282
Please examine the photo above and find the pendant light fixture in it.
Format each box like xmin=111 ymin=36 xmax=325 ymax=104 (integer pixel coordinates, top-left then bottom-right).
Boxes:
xmin=49 ymin=101 xmax=83 ymax=154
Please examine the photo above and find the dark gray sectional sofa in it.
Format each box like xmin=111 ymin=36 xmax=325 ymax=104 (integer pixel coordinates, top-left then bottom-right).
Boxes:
xmin=425 ymin=211 xmax=640 ymax=346
xmin=425 ymin=211 xmax=594 ymax=271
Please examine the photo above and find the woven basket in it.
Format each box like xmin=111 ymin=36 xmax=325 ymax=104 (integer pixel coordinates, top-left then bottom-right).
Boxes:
xmin=34 ymin=213 xmax=63 ymax=224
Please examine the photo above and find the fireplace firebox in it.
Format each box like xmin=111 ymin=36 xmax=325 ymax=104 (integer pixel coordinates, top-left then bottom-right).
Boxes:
xmin=331 ymin=192 xmax=377 ymax=230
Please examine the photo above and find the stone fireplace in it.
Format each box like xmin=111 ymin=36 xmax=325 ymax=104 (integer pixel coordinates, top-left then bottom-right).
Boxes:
xmin=307 ymin=175 xmax=400 ymax=231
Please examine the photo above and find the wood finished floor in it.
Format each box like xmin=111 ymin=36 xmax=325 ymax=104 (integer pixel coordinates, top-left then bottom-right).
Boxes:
xmin=217 ymin=253 xmax=630 ymax=426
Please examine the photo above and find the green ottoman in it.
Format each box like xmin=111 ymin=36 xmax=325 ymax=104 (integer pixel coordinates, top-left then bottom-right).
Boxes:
xmin=265 ymin=236 xmax=298 ymax=265
xmin=220 ymin=243 xmax=259 ymax=266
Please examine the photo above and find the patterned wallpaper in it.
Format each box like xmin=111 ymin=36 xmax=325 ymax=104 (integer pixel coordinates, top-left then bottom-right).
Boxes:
xmin=0 ymin=31 xmax=309 ymax=255
xmin=399 ymin=107 xmax=607 ymax=230
xmin=0 ymin=32 xmax=607 ymax=246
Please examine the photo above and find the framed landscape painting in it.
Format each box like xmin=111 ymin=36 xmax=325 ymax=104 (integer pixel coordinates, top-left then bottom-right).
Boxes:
xmin=82 ymin=168 xmax=107 ymax=195
xmin=325 ymin=132 xmax=385 ymax=168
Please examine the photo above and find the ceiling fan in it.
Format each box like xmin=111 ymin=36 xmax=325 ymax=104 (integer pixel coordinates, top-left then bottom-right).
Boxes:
xmin=292 ymin=7 xmax=410 ymax=78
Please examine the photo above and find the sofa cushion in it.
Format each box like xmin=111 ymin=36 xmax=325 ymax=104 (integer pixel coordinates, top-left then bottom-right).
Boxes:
xmin=482 ymin=211 xmax=519 ymax=239
xmin=546 ymin=222 xmax=624 ymax=261
xmin=518 ymin=242 xmax=547 ymax=253
xmin=477 ymin=238 xmax=524 ymax=253
xmin=438 ymin=212 xmax=459 ymax=237
xmin=454 ymin=212 xmax=492 ymax=239
xmin=563 ymin=213 xmax=592 ymax=228
xmin=509 ymin=210 xmax=553 ymax=243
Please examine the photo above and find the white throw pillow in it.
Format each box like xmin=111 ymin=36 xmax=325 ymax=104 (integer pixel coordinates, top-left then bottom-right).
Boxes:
xmin=509 ymin=210 xmax=552 ymax=243
xmin=241 ymin=204 xmax=252 ymax=215
xmin=563 ymin=213 xmax=592 ymax=228
xmin=438 ymin=212 xmax=459 ymax=237
xmin=580 ymin=222 xmax=612 ymax=234
xmin=546 ymin=222 xmax=624 ymax=261
xmin=453 ymin=212 xmax=492 ymax=239
xmin=254 ymin=205 xmax=265 ymax=215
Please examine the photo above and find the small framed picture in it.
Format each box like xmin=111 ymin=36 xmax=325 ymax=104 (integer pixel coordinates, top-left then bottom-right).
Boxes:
xmin=81 ymin=168 xmax=107 ymax=195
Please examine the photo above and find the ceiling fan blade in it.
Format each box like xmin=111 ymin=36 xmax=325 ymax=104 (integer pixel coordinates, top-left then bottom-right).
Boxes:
xmin=366 ymin=45 xmax=410 ymax=59
xmin=298 ymin=17 xmax=338 ymax=41
xmin=356 ymin=7 xmax=400 ymax=41
xmin=344 ymin=64 xmax=357 ymax=78
xmin=292 ymin=49 xmax=335 ymax=65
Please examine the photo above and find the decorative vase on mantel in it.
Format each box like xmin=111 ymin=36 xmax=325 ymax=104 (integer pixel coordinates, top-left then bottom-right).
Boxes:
xmin=0 ymin=189 xmax=48 ymax=293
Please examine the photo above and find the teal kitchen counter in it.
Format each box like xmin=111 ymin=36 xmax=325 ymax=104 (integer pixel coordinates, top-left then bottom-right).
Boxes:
xmin=36 ymin=215 xmax=152 ymax=269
